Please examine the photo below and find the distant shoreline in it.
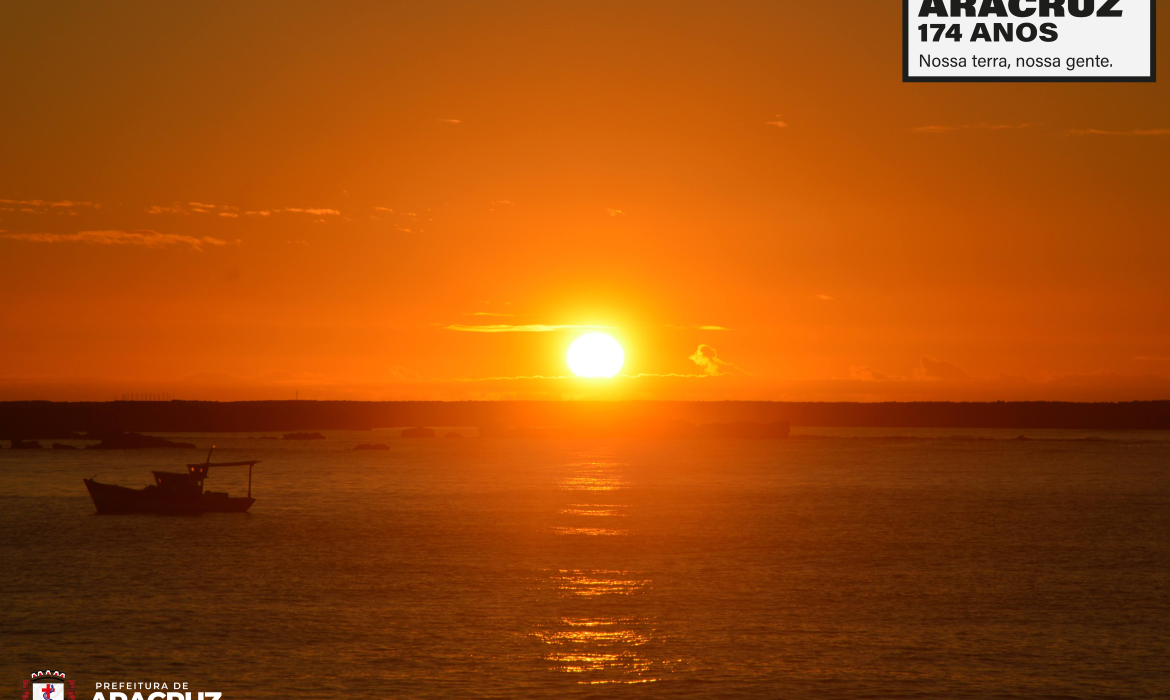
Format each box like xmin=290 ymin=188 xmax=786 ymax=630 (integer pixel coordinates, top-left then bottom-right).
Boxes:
xmin=2 ymin=399 xmax=1170 ymax=438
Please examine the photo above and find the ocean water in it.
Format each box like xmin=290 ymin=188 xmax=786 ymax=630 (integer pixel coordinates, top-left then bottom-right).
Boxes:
xmin=2 ymin=428 xmax=1168 ymax=699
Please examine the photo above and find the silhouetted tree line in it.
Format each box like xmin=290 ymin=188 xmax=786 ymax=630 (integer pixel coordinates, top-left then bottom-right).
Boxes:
xmin=1 ymin=400 xmax=1169 ymax=439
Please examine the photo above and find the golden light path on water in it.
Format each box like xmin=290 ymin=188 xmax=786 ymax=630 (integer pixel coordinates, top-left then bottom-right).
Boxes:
xmin=557 ymin=505 xmax=628 ymax=517
xmin=548 ymin=570 xmax=652 ymax=596
xmin=530 ymin=451 xmax=685 ymax=684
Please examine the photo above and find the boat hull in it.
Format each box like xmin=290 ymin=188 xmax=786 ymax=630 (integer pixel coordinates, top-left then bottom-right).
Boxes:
xmin=84 ymin=479 xmax=253 ymax=515
xmin=202 ymin=491 xmax=256 ymax=513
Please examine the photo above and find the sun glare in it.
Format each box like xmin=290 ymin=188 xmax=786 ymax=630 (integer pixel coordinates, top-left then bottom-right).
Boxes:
xmin=567 ymin=333 xmax=624 ymax=378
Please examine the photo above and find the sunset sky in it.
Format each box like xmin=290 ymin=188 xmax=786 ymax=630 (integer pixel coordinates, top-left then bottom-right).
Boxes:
xmin=2 ymin=2 xmax=1167 ymax=402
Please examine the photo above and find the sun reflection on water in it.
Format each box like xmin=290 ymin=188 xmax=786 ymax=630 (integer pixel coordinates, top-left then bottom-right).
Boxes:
xmin=548 ymin=569 xmax=651 ymax=597
xmin=551 ymin=526 xmax=629 ymax=536
xmin=556 ymin=460 xmax=629 ymax=491
xmin=531 ymin=452 xmax=683 ymax=685
xmin=558 ymin=504 xmax=627 ymax=517
xmin=533 ymin=616 xmax=673 ymax=683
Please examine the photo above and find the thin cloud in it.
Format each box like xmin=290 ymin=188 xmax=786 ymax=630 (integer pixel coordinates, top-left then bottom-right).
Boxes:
xmin=147 ymin=203 xmax=340 ymax=216
xmin=765 ymin=115 xmax=788 ymax=127
xmin=916 ymin=356 xmax=970 ymax=380
xmin=282 ymin=207 xmax=341 ymax=216
xmin=439 ymin=119 xmax=462 ymax=124
xmin=1 ymin=199 xmax=98 ymax=213
xmin=606 ymin=208 xmax=623 ymax=216
xmin=457 ymin=372 xmax=718 ymax=381
xmin=813 ymin=294 xmax=834 ymax=301
xmin=626 ymin=372 xmax=709 ymax=378
xmin=1067 ymin=128 xmax=1170 ymax=136
xmin=454 ymin=374 xmax=571 ymax=381
xmin=699 ymin=325 xmax=729 ymax=331
xmin=912 ymin=124 xmax=1029 ymax=133
xmin=850 ymin=366 xmax=894 ymax=381
xmin=446 ymin=324 xmax=615 ymax=333
xmin=688 ymin=344 xmax=747 ymax=376
xmin=1 ymin=198 xmax=95 ymax=207
xmin=0 ymin=230 xmax=233 ymax=251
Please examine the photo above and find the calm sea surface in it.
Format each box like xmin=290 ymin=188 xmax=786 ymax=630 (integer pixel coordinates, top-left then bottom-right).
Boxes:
xmin=2 ymin=428 xmax=1168 ymax=699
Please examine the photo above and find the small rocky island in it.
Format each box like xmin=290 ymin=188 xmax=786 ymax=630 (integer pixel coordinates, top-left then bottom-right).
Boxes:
xmin=283 ymin=432 xmax=326 ymax=440
xmin=85 ymin=432 xmax=196 ymax=449
xmin=401 ymin=427 xmax=436 ymax=438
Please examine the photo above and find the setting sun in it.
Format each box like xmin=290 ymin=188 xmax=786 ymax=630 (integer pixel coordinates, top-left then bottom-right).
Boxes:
xmin=567 ymin=333 xmax=624 ymax=378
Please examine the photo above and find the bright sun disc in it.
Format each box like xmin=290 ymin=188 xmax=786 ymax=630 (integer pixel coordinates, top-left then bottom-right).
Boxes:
xmin=567 ymin=333 xmax=624 ymax=378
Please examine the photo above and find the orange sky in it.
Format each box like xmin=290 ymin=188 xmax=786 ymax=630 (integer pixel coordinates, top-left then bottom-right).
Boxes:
xmin=2 ymin=2 xmax=1168 ymax=402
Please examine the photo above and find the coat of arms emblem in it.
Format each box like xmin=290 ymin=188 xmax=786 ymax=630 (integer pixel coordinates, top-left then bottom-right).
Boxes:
xmin=23 ymin=670 xmax=74 ymax=700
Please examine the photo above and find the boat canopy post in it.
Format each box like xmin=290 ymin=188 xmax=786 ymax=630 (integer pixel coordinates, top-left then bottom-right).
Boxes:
xmin=184 ymin=459 xmax=259 ymax=499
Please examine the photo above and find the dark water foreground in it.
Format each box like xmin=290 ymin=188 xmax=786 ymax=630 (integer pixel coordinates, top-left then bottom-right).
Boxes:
xmin=2 ymin=429 xmax=1168 ymax=699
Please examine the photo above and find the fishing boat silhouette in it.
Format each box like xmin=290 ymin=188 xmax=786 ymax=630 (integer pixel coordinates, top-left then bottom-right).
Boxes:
xmin=84 ymin=447 xmax=258 ymax=515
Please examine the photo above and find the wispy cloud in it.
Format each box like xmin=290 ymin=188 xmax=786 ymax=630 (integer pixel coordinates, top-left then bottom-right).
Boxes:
xmin=915 ymin=356 xmax=970 ymax=380
xmin=453 ymin=374 xmax=571 ymax=381
xmin=850 ymin=366 xmax=894 ymax=381
xmin=0 ymin=199 xmax=99 ymax=214
xmin=282 ymin=207 xmax=341 ymax=216
xmin=1 ymin=199 xmax=96 ymax=207
xmin=147 ymin=203 xmax=340 ymax=217
xmin=439 ymin=118 xmax=462 ymax=124
xmin=912 ymin=123 xmax=1029 ymax=133
xmin=446 ymin=324 xmax=615 ymax=333
xmin=606 ymin=208 xmax=623 ymax=216
xmin=626 ymin=372 xmax=710 ymax=378
xmin=699 ymin=325 xmax=729 ymax=331
xmin=0 ymin=230 xmax=233 ymax=251
xmin=1067 ymin=128 xmax=1170 ymax=137
xmin=688 ymin=344 xmax=747 ymax=376
xmin=813 ymin=294 xmax=834 ymax=301
xmin=765 ymin=115 xmax=788 ymax=128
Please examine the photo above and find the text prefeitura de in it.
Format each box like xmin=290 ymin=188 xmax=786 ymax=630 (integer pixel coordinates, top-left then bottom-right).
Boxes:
xmin=916 ymin=0 xmax=1126 ymax=43
xmin=91 ymin=683 xmax=221 ymax=700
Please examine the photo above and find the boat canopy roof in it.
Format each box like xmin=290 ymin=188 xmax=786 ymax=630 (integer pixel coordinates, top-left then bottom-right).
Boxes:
xmin=186 ymin=460 xmax=261 ymax=468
